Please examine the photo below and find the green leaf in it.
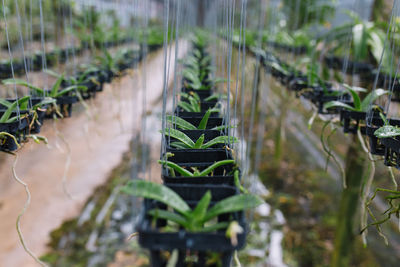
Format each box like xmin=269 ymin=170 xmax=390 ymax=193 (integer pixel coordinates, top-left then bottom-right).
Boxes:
xmin=194 ymin=134 xmax=205 ymax=149
xmin=166 ymin=115 xmax=197 ymax=130
xmin=198 ymin=108 xmax=219 ymax=130
xmin=323 ymin=101 xmax=357 ymax=112
xmin=170 ymin=142 xmax=191 ymax=149
xmin=162 ymin=128 xmax=195 ymax=148
xmin=147 ymin=209 xmax=189 ymax=227
xmin=211 ymin=125 xmax=237 ymax=131
xmin=353 ymin=23 xmax=368 ymax=61
xmin=188 ymin=97 xmax=200 ymax=112
xmin=50 ymin=75 xmax=65 ymax=97
xmin=201 ymin=136 xmax=238 ymax=149
xmin=343 ymin=84 xmax=362 ymax=111
xmin=158 ymin=160 xmax=194 ymax=177
xmin=198 ymin=159 xmax=235 ymax=176
xmin=203 ymin=194 xmax=264 ymax=222
xmin=0 ymin=98 xmax=12 ymax=109
xmin=374 ymin=125 xmax=400 ymax=138
xmin=178 ymin=102 xmax=196 ymax=112
xmin=56 ymin=86 xmax=85 ymax=97
xmin=198 ymin=222 xmax=230 ymax=232
xmin=2 ymin=78 xmax=44 ymax=94
xmin=0 ymin=96 xmax=31 ymax=123
xmin=44 ymin=69 xmax=62 ymax=79
xmin=121 ymin=180 xmax=190 ymax=215
xmin=360 ymin=88 xmax=389 ymax=112
xmin=204 ymin=94 xmax=227 ymax=102
xmin=32 ymin=97 xmax=56 ymax=109
xmin=191 ymin=191 xmax=211 ymax=227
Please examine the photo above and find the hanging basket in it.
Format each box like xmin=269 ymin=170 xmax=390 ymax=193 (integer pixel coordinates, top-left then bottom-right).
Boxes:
xmin=0 ymin=116 xmax=30 ymax=152
xmin=380 ymin=137 xmax=400 ymax=169
xmin=136 ymin=184 xmax=245 ymax=267
xmin=366 ymin=117 xmax=400 ymax=156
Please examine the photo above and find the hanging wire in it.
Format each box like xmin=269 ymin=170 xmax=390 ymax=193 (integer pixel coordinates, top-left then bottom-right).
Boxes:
xmin=14 ymin=0 xmax=32 ymax=108
xmin=2 ymin=0 xmax=21 ymax=122
xmin=245 ymin=0 xmax=267 ymax=174
xmin=160 ymin=0 xmax=170 ymax=157
xmin=366 ymin=0 xmax=398 ymax=125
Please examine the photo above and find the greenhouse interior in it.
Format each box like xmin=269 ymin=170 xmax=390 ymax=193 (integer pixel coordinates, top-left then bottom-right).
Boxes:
xmin=1 ymin=0 xmax=400 ymax=266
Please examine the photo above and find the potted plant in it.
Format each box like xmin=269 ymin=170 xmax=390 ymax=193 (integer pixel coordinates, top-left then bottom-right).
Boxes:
xmin=122 ymin=180 xmax=263 ymax=266
xmin=3 ymin=75 xmax=86 ymax=118
xmin=324 ymin=85 xmax=388 ymax=133
xmin=0 ymin=96 xmax=55 ymax=134
xmin=159 ymin=159 xmax=239 ymax=186
xmin=373 ymin=114 xmax=400 ymax=165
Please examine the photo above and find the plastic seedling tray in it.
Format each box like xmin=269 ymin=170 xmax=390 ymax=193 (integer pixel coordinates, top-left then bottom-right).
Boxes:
xmin=164 ymin=148 xmax=233 ymax=165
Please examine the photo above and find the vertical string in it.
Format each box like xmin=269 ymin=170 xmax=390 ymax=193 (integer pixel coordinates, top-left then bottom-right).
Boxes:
xmin=2 ymin=0 xmax=21 ymax=121
xmin=141 ymin=0 xmax=149 ymax=180
xmin=38 ymin=0 xmax=48 ymax=92
xmin=160 ymin=0 xmax=170 ymax=157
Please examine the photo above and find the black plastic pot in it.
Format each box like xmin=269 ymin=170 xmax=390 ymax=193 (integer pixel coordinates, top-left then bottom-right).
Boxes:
xmin=164 ymin=148 xmax=233 ymax=165
xmin=340 ymin=110 xmax=366 ymax=134
xmin=365 ymin=118 xmax=400 ymax=156
xmin=309 ymin=90 xmax=351 ymax=115
xmin=381 ymin=137 xmax=400 ymax=169
xmin=0 ymin=115 xmax=30 ymax=151
xmin=44 ymin=95 xmax=78 ymax=119
xmin=136 ymin=184 xmax=245 ymax=267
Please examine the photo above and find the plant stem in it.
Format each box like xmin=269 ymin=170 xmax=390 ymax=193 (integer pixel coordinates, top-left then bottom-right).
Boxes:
xmin=331 ymin=134 xmax=366 ymax=267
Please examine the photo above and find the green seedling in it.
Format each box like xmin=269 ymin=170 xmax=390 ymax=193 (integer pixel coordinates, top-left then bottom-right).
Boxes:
xmin=122 ymin=179 xmax=264 ymax=233
xmin=162 ymin=128 xmax=237 ymax=149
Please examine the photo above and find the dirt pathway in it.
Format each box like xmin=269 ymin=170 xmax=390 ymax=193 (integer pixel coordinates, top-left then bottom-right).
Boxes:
xmin=0 ymin=40 xmax=188 ymax=267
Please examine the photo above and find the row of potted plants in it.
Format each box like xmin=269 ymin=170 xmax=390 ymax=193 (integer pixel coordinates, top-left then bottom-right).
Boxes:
xmin=251 ymin=46 xmax=400 ymax=170
xmin=0 ymin=22 xmax=167 ymax=81
xmin=122 ymin=33 xmax=263 ymax=266
xmin=0 ymin=43 xmax=162 ymax=152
